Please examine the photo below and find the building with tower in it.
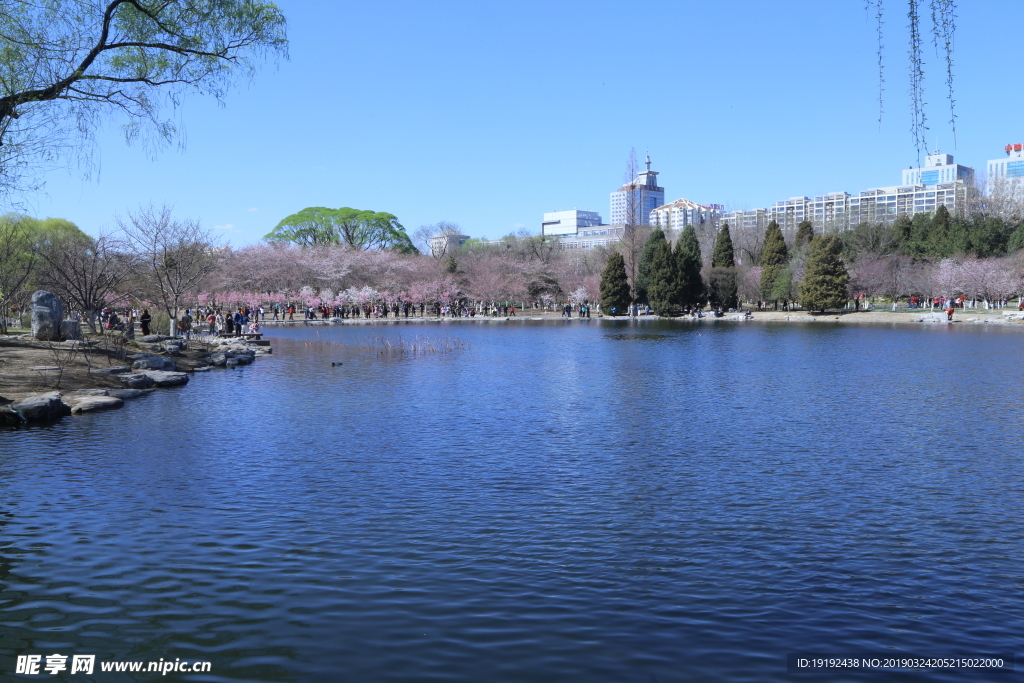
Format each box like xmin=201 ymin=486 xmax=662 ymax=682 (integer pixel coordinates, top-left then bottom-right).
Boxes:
xmin=610 ymin=155 xmax=664 ymax=226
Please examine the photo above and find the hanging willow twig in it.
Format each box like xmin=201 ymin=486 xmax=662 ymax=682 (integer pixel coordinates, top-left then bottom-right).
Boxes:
xmin=868 ymin=1 xmax=957 ymax=158
xmin=873 ymin=0 xmax=885 ymax=128
xmin=930 ymin=0 xmax=957 ymax=145
xmin=907 ymin=0 xmax=927 ymax=164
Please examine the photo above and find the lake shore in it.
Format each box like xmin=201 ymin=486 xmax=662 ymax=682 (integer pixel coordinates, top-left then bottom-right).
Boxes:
xmin=0 ymin=332 xmax=270 ymax=420
xmin=255 ymin=307 xmax=1024 ymax=327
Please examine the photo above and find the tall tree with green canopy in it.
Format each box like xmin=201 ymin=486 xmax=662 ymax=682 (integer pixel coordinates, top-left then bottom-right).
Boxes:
xmin=759 ymin=221 xmax=788 ymax=306
xmin=798 ymin=235 xmax=849 ymax=313
xmin=1007 ymin=223 xmax=1024 ymax=254
xmin=634 ymin=227 xmax=665 ymax=305
xmin=265 ymin=207 xmax=417 ymax=253
xmin=794 ymin=220 xmax=815 ymax=251
xmin=0 ymin=0 xmax=288 ymax=196
xmin=646 ymin=241 xmax=680 ymax=316
xmin=925 ymin=205 xmax=954 ymax=256
xmin=599 ymin=252 xmax=631 ymax=315
xmin=0 ymin=214 xmax=88 ymax=332
xmin=906 ymin=212 xmax=932 ymax=258
xmin=888 ymin=215 xmax=913 ymax=253
xmin=675 ymin=225 xmax=704 ymax=308
xmin=708 ymin=223 xmax=738 ymax=309
xmin=968 ymin=216 xmax=1010 ymax=258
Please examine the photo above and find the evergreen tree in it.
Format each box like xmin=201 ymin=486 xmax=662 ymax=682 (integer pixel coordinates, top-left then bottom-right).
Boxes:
xmin=647 ymin=241 xmax=680 ymax=316
xmin=798 ymin=235 xmax=849 ymax=312
xmin=906 ymin=212 xmax=932 ymax=258
xmin=889 ymin=215 xmax=913 ymax=252
xmin=676 ymin=225 xmax=705 ymax=308
xmin=599 ymin=252 xmax=631 ymax=315
xmin=711 ymin=223 xmax=735 ymax=267
xmin=968 ymin=216 xmax=1010 ymax=257
xmin=1007 ymin=222 xmax=1024 ymax=253
xmin=759 ymin=220 xmax=788 ymax=305
xmin=634 ymin=227 xmax=666 ymax=305
xmin=709 ymin=223 xmax=738 ymax=309
xmin=444 ymin=253 xmax=458 ymax=274
xmin=794 ymin=220 xmax=815 ymax=250
xmin=926 ymin=205 xmax=953 ymax=257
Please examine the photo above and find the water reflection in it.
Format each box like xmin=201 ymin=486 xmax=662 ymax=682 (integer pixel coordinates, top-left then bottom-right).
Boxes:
xmin=1 ymin=321 xmax=1023 ymax=681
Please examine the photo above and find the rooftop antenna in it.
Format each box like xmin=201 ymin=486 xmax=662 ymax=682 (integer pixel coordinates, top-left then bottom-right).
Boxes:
xmin=645 ymin=152 xmax=651 ymax=172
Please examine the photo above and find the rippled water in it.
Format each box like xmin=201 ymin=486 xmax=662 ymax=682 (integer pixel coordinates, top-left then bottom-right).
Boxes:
xmin=2 ymin=320 xmax=1023 ymax=682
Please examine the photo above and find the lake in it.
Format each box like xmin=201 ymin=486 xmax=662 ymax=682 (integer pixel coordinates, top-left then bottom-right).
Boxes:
xmin=2 ymin=320 xmax=1022 ymax=681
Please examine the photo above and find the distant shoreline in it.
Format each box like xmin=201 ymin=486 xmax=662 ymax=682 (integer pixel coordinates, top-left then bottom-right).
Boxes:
xmin=254 ymin=309 xmax=1024 ymax=328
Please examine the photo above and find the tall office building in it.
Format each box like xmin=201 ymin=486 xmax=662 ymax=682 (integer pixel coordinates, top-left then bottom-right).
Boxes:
xmin=541 ymin=210 xmax=603 ymax=237
xmin=610 ymin=155 xmax=664 ymax=226
xmin=987 ymin=143 xmax=1024 ymax=182
xmin=902 ymin=151 xmax=974 ymax=187
xmin=720 ymin=151 xmax=975 ymax=236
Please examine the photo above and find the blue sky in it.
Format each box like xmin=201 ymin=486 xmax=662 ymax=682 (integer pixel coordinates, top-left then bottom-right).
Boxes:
xmin=22 ymin=1 xmax=1024 ymax=245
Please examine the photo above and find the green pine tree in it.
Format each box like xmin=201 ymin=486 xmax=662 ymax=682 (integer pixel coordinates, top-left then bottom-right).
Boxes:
xmin=889 ymin=215 xmax=912 ymax=253
xmin=634 ymin=227 xmax=666 ymax=305
xmin=647 ymin=241 xmax=680 ymax=316
xmin=599 ymin=252 xmax=631 ymax=315
xmin=968 ymin=215 xmax=1010 ymax=257
xmin=926 ymin=205 xmax=953 ymax=256
xmin=676 ymin=225 xmax=705 ymax=308
xmin=709 ymin=223 xmax=738 ymax=309
xmin=444 ymin=253 xmax=458 ymax=274
xmin=794 ymin=220 xmax=815 ymax=251
xmin=711 ymin=222 xmax=735 ymax=267
xmin=906 ymin=212 xmax=932 ymax=258
xmin=798 ymin=235 xmax=849 ymax=312
xmin=759 ymin=220 xmax=788 ymax=305
xmin=1007 ymin=222 xmax=1024 ymax=253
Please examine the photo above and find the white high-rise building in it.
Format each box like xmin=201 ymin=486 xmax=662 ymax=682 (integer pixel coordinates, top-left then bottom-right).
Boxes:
xmin=902 ymin=151 xmax=974 ymax=187
xmin=987 ymin=143 xmax=1024 ymax=182
xmin=649 ymin=198 xmax=723 ymax=231
xmin=541 ymin=209 xmax=603 ymax=237
xmin=610 ymin=155 xmax=665 ymax=226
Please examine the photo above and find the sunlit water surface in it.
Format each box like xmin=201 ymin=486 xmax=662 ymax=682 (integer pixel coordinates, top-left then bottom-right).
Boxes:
xmin=2 ymin=320 xmax=1023 ymax=682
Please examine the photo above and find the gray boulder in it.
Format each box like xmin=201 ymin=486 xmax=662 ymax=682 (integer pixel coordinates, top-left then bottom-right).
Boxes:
xmin=67 ymin=389 xmax=111 ymax=397
xmin=70 ymin=396 xmax=124 ymax=414
xmin=108 ymin=389 xmax=146 ymax=400
xmin=209 ymin=352 xmax=228 ymax=367
xmin=13 ymin=392 xmax=69 ymax=421
xmin=89 ymin=366 xmax=131 ymax=375
xmin=141 ymin=370 xmax=189 ymax=387
xmin=0 ymin=406 xmax=25 ymax=427
xmin=119 ymin=373 xmax=156 ymax=389
xmin=132 ymin=357 xmax=176 ymax=371
xmin=31 ymin=291 xmax=64 ymax=341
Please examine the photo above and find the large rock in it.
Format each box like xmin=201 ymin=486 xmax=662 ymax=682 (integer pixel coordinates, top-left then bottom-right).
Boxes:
xmin=119 ymin=373 xmax=156 ymax=389
xmin=60 ymin=320 xmax=82 ymax=340
xmin=0 ymin=406 xmax=25 ymax=427
xmin=89 ymin=366 xmax=131 ymax=375
xmin=108 ymin=389 xmax=147 ymax=400
xmin=31 ymin=291 xmax=63 ymax=341
xmin=70 ymin=396 xmax=124 ymax=414
xmin=141 ymin=370 xmax=189 ymax=387
xmin=132 ymin=357 xmax=177 ymax=371
xmin=12 ymin=392 xmax=68 ymax=421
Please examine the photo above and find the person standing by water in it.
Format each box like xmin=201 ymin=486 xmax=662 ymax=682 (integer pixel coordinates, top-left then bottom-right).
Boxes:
xmin=947 ymin=306 xmax=955 ymax=321
xmin=139 ymin=309 xmax=152 ymax=336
